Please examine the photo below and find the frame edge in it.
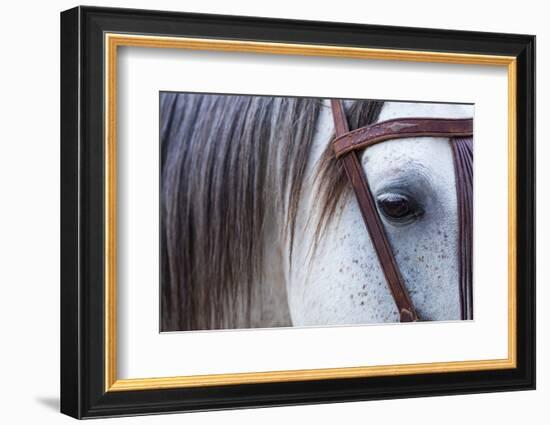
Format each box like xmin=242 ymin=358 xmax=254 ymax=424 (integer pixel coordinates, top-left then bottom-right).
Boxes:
xmin=515 ymin=34 xmax=536 ymax=391
xmin=60 ymin=5 xmax=83 ymax=420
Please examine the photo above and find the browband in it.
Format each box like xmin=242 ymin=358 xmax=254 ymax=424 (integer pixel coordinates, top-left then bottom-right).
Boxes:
xmin=333 ymin=117 xmax=473 ymax=158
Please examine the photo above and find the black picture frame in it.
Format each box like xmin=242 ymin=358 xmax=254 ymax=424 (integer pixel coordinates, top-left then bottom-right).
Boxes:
xmin=61 ymin=5 xmax=535 ymax=419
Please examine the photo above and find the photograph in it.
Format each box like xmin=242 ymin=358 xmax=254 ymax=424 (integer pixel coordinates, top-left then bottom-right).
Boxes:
xmin=160 ymin=93 xmax=474 ymax=331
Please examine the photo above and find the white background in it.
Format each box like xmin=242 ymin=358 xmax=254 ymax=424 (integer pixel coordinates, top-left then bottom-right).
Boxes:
xmin=118 ymin=48 xmax=508 ymax=378
xmin=0 ymin=0 xmax=545 ymax=424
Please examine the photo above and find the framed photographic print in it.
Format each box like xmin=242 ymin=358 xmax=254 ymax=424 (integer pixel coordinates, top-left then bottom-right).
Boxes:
xmin=60 ymin=5 xmax=535 ymax=419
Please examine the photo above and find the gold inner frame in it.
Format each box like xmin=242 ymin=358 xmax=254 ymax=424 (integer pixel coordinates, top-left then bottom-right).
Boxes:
xmin=104 ymin=33 xmax=517 ymax=392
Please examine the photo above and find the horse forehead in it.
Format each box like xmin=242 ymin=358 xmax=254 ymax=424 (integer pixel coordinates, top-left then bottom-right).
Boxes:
xmin=363 ymin=137 xmax=455 ymax=189
xmin=369 ymin=101 xmax=471 ymax=187
xmin=378 ymin=101 xmax=474 ymax=120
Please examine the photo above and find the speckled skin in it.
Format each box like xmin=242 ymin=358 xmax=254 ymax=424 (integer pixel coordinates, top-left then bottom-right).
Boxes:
xmin=279 ymin=100 xmax=474 ymax=325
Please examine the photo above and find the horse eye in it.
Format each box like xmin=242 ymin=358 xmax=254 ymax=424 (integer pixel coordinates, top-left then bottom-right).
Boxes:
xmin=376 ymin=193 xmax=423 ymax=223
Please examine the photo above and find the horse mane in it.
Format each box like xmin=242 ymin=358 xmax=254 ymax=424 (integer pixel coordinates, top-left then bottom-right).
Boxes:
xmin=160 ymin=93 xmax=383 ymax=331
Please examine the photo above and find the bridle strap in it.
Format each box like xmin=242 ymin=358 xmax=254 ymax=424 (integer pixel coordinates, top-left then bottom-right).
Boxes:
xmin=451 ymin=136 xmax=474 ymax=320
xmin=330 ymin=99 xmax=419 ymax=322
xmin=331 ymin=100 xmax=474 ymax=322
xmin=333 ymin=117 xmax=474 ymax=158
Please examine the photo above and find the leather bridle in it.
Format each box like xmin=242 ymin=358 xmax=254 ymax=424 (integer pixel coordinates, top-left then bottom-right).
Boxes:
xmin=330 ymin=99 xmax=474 ymax=322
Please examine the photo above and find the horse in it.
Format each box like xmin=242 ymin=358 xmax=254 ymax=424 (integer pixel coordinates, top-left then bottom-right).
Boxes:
xmin=159 ymin=93 xmax=473 ymax=331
